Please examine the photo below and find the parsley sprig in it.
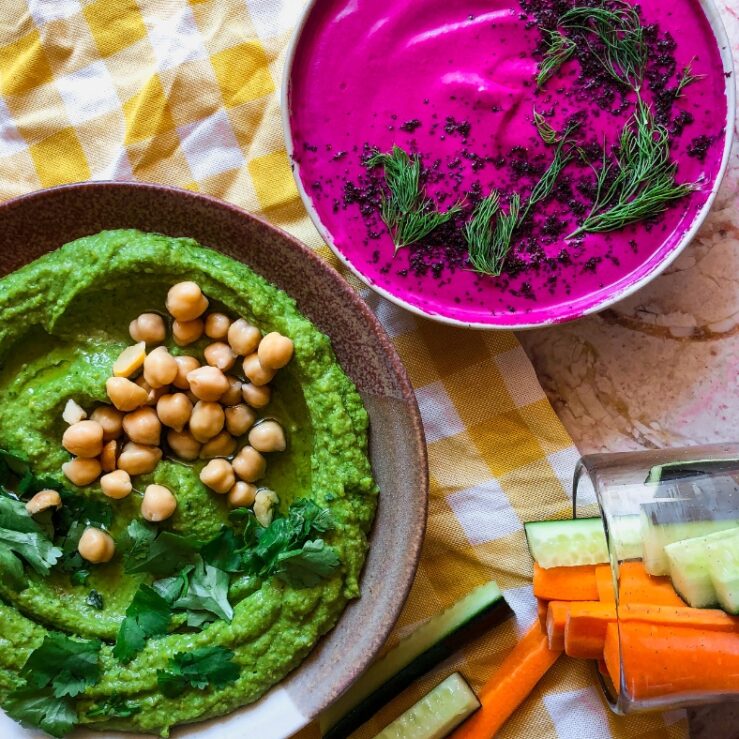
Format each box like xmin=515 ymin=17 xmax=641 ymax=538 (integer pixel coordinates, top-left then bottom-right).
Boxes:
xmin=157 ymin=647 xmax=239 ymax=698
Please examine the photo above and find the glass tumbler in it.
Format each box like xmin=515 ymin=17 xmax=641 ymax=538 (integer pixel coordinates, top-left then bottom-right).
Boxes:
xmin=573 ymin=442 xmax=739 ymax=714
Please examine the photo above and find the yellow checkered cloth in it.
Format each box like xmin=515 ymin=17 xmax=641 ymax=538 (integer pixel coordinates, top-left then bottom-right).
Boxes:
xmin=0 ymin=2 xmax=687 ymax=737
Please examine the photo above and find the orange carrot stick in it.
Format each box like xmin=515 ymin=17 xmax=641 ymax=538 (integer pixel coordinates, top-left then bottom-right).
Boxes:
xmin=537 ymin=598 xmax=548 ymax=631
xmin=533 ymin=563 xmax=598 ymax=601
xmin=618 ymin=561 xmax=685 ymax=606
xmin=450 ymin=622 xmax=561 ymax=739
xmin=603 ymin=623 xmax=621 ymax=693
xmin=545 ymin=601 xmax=569 ymax=652
xmin=595 ymin=564 xmax=615 ymax=603
xmin=618 ymin=621 xmax=739 ymax=699
xmin=567 ymin=603 xmax=739 ymax=661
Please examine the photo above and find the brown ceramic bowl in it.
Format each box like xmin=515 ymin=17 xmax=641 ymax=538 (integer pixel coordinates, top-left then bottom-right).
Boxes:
xmin=0 ymin=182 xmax=428 ymax=738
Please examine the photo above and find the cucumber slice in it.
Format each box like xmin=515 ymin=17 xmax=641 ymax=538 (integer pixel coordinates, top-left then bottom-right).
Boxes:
xmin=321 ymin=581 xmax=511 ymax=739
xmin=640 ymin=504 xmax=739 ymax=575
xmin=372 ymin=673 xmax=479 ymax=739
xmin=646 ymin=458 xmax=739 ymax=484
xmin=706 ymin=529 xmax=739 ymax=615
xmin=524 ymin=516 xmax=641 ymax=568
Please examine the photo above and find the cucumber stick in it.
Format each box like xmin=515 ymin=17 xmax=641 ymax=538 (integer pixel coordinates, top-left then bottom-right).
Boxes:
xmin=372 ymin=673 xmax=479 ymax=739
xmin=321 ymin=581 xmax=511 ymax=739
xmin=524 ymin=516 xmax=641 ymax=568
xmin=707 ymin=530 xmax=739 ymax=615
xmin=665 ymin=527 xmax=739 ymax=609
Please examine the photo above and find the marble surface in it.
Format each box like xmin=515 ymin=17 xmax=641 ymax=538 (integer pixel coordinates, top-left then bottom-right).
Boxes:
xmin=519 ymin=1 xmax=738 ymax=456
xmin=519 ymin=3 xmax=738 ymax=736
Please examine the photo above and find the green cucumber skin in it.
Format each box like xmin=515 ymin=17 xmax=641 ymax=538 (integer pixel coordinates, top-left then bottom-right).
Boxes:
xmin=324 ymin=598 xmax=512 ymax=739
xmin=646 ymin=459 xmax=739 ymax=484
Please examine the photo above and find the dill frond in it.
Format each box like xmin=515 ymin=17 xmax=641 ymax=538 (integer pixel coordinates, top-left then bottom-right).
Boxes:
xmin=537 ymin=30 xmax=576 ymax=87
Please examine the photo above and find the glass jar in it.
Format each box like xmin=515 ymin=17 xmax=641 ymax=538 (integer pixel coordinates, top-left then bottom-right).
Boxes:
xmin=573 ymin=443 xmax=739 ymax=713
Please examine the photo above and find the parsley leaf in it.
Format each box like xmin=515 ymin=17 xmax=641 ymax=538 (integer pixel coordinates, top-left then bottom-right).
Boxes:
xmin=87 ymin=696 xmax=141 ymax=720
xmin=4 ymin=689 xmax=77 ymax=738
xmin=239 ymin=499 xmax=341 ymax=589
xmin=86 ymin=590 xmax=104 ymax=610
xmin=275 ymin=539 xmax=342 ymax=588
xmin=0 ymin=494 xmax=62 ymax=588
xmin=113 ymin=584 xmax=171 ymax=663
xmin=122 ymin=520 xmax=200 ymax=577
xmin=161 ymin=557 xmax=234 ymax=625
xmin=21 ymin=632 xmax=102 ymax=699
xmin=156 ymin=647 xmax=240 ymax=699
xmin=201 ymin=526 xmax=243 ymax=572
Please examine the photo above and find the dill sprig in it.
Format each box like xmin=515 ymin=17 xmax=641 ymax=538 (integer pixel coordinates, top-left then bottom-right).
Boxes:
xmin=537 ymin=30 xmax=576 ymax=87
xmin=366 ymin=146 xmax=462 ymax=252
xmin=538 ymin=1 xmax=647 ymax=91
xmin=533 ymin=111 xmax=559 ymax=145
xmin=568 ymin=100 xmax=697 ymax=237
xmin=675 ymin=58 xmax=703 ymax=97
xmin=465 ymin=124 xmax=577 ymax=276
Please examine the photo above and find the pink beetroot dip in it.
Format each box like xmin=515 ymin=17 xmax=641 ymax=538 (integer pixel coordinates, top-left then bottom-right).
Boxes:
xmin=288 ymin=0 xmax=728 ymax=326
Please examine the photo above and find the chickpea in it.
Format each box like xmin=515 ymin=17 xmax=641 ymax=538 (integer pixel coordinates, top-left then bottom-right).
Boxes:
xmin=62 ymin=399 xmax=87 ymax=425
xmin=135 ymin=376 xmax=168 ymax=406
xmin=100 ymin=469 xmax=132 ymax=500
xmin=200 ymin=432 xmax=237 ymax=459
xmin=122 ymin=407 xmax=161 ymax=446
xmin=129 ymin=313 xmax=166 ymax=344
xmin=91 ymin=406 xmax=124 ymax=441
xmin=225 ymin=404 xmax=256 ymax=437
xmin=200 ymin=458 xmax=235 ymax=494
xmin=62 ymin=457 xmax=102 ymax=486
xmin=204 ymin=342 xmax=236 ymax=372
xmin=187 ymin=366 xmax=230 ymax=402
xmin=242 ymin=382 xmax=271 ymax=409
xmin=172 ymin=318 xmax=204 ymax=347
xmin=141 ymin=484 xmax=177 ymax=522
xmin=100 ymin=439 xmax=119 ymax=472
xmin=167 ymin=429 xmax=202 ymax=461
xmin=143 ymin=346 xmax=178 ymax=389
xmin=204 ymin=312 xmax=231 ymax=340
xmin=227 ymin=319 xmax=261 ymax=356
xmin=232 ymin=445 xmax=266 ymax=482
xmin=117 ymin=442 xmax=162 ymax=476
xmin=155 ymin=393 xmax=192 ymax=432
xmin=113 ymin=341 xmax=146 ymax=378
xmin=62 ymin=420 xmax=104 ymax=458
xmin=78 ymin=527 xmax=115 ymax=564
xmin=166 ymin=281 xmax=209 ymax=322
xmin=173 ymin=355 xmax=200 ymax=390
xmin=106 ymin=377 xmax=149 ymax=412
xmin=26 ymin=490 xmax=62 ymax=515
xmin=227 ymin=481 xmax=257 ymax=508
xmin=242 ymin=353 xmax=275 ymax=386
xmin=254 ymin=489 xmax=279 ymax=527
xmin=220 ymin=376 xmax=243 ymax=406
xmin=248 ymin=420 xmax=286 ymax=453
xmin=258 ymin=332 xmax=294 ymax=370
xmin=189 ymin=401 xmax=225 ymax=442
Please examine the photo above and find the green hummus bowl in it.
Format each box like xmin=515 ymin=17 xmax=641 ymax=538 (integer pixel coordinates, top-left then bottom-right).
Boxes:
xmin=0 ymin=184 xmax=427 ymax=739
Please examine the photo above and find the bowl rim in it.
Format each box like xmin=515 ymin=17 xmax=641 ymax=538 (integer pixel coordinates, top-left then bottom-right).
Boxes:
xmin=0 ymin=180 xmax=429 ymax=734
xmin=281 ymin=0 xmax=736 ymax=330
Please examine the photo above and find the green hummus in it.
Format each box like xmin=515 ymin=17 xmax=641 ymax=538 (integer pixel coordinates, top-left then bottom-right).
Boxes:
xmin=0 ymin=230 xmax=377 ymax=734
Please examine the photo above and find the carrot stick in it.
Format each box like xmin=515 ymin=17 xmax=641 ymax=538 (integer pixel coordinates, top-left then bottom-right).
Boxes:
xmin=618 ymin=621 xmax=739 ymax=699
xmin=533 ymin=563 xmax=598 ymax=601
xmin=618 ymin=561 xmax=685 ymax=606
xmin=537 ymin=598 xmax=548 ymax=631
xmin=603 ymin=623 xmax=620 ymax=693
xmin=564 ymin=602 xmax=615 ymax=659
xmin=595 ymin=564 xmax=615 ymax=603
xmin=545 ymin=601 xmax=569 ymax=651
xmin=567 ymin=603 xmax=739 ymax=661
xmin=450 ymin=622 xmax=561 ymax=739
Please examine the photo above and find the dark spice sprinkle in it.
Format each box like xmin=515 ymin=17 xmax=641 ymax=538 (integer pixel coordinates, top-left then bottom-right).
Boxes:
xmin=687 ymin=134 xmax=713 ymax=161
xmin=400 ymin=119 xmax=422 ymax=132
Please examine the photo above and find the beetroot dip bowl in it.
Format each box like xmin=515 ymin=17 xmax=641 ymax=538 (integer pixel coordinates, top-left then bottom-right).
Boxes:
xmin=282 ymin=0 xmax=734 ymax=329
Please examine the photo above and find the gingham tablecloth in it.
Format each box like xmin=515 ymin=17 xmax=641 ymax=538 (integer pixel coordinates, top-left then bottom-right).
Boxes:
xmin=0 ymin=2 xmax=688 ymax=738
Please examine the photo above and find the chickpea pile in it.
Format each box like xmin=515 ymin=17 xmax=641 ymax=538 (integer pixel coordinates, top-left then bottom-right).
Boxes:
xmin=57 ymin=281 xmax=294 ymax=563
